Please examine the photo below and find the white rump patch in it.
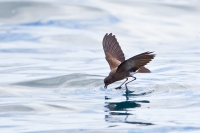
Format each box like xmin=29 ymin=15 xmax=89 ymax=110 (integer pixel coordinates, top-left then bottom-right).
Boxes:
xmin=130 ymin=72 xmax=136 ymax=76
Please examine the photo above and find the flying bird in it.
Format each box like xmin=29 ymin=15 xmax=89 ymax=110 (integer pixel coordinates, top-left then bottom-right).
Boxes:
xmin=103 ymin=33 xmax=155 ymax=92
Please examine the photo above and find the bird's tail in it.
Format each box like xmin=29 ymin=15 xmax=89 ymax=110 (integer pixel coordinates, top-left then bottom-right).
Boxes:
xmin=137 ymin=66 xmax=151 ymax=73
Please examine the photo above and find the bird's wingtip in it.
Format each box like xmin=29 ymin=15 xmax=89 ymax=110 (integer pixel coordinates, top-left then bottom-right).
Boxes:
xmin=105 ymin=33 xmax=113 ymax=36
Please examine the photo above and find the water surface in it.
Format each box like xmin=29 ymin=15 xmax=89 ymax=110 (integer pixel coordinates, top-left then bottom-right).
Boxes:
xmin=1 ymin=0 xmax=200 ymax=132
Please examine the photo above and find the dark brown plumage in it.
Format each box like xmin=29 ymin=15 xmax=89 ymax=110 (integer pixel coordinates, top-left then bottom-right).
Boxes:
xmin=103 ymin=33 xmax=155 ymax=91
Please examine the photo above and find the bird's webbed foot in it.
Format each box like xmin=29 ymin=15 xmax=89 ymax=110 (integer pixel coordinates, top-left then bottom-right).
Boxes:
xmin=125 ymin=85 xmax=134 ymax=94
xmin=126 ymin=89 xmax=134 ymax=94
xmin=115 ymin=86 xmax=122 ymax=90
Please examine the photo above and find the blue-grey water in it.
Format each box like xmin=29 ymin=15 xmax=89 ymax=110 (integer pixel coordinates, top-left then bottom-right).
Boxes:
xmin=1 ymin=0 xmax=200 ymax=132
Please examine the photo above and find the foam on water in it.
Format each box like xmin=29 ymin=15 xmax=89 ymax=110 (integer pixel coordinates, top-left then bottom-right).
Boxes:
xmin=0 ymin=0 xmax=200 ymax=132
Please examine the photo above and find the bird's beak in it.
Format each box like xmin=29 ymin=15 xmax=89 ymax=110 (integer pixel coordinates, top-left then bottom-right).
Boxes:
xmin=104 ymin=85 xmax=107 ymax=89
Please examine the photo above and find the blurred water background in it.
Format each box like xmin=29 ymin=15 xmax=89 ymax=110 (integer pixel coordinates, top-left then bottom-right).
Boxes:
xmin=1 ymin=0 xmax=200 ymax=132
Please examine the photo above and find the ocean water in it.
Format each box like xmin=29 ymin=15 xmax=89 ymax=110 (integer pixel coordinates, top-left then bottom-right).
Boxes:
xmin=0 ymin=0 xmax=200 ymax=132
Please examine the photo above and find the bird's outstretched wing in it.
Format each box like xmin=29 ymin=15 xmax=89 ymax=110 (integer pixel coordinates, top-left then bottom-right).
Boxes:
xmin=103 ymin=33 xmax=125 ymax=70
xmin=116 ymin=52 xmax=155 ymax=73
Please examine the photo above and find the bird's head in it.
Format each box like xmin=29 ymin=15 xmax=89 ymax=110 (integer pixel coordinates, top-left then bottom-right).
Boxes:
xmin=104 ymin=75 xmax=114 ymax=89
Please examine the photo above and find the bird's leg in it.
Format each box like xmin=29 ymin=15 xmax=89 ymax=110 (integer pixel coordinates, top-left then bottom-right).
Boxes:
xmin=115 ymin=78 xmax=128 ymax=89
xmin=119 ymin=78 xmax=128 ymax=88
xmin=125 ymin=76 xmax=136 ymax=93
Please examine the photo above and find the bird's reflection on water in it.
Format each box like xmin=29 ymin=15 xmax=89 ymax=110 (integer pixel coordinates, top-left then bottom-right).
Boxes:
xmin=124 ymin=90 xmax=154 ymax=100
xmin=104 ymin=92 xmax=154 ymax=126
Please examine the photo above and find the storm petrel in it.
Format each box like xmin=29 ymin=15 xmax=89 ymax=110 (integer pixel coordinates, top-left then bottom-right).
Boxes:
xmin=103 ymin=33 xmax=155 ymax=92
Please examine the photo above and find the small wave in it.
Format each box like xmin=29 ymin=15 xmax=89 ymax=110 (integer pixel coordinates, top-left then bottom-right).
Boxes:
xmin=13 ymin=73 xmax=103 ymax=88
xmin=0 ymin=105 xmax=34 ymax=113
